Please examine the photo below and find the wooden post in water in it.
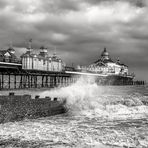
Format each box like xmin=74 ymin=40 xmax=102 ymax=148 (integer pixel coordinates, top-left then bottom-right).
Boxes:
xmin=42 ymin=75 xmax=44 ymax=87
xmin=35 ymin=76 xmax=38 ymax=88
xmin=8 ymin=74 xmax=10 ymax=89
xmin=54 ymin=76 xmax=56 ymax=87
xmin=14 ymin=74 xmax=16 ymax=89
xmin=1 ymin=73 xmax=4 ymax=89
xmin=19 ymin=74 xmax=22 ymax=88
xmin=30 ymin=75 xmax=33 ymax=88
xmin=0 ymin=75 xmax=1 ymax=90
xmin=45 ymin=76 xmax=48 ymax=87
xmin=28 ymin=75 xmax=30 ymax=88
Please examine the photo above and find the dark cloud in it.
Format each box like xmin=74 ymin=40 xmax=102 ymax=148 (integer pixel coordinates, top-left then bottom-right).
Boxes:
xmin=83 ymin=0 xmax=147 ymax=8
xmin=0 ymin=0 xmax=147 ymax=81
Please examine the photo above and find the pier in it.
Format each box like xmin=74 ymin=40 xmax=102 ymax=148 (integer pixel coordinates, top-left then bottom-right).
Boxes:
xmin=0 ymin=68 xmax=78 ymax=90
xmin=0 ymin=67 xmax=145 ymax=91
xmin=0 ymin=44 xmax=145 ymax=91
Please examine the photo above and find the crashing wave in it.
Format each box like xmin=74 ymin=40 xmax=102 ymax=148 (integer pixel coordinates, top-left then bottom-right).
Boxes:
xmin=39 ymin=76 xmax=148 ymax=120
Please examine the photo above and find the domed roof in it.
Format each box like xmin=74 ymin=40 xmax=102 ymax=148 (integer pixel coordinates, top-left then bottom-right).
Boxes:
xmin=101 ymin=48 xmax=109 ymax=57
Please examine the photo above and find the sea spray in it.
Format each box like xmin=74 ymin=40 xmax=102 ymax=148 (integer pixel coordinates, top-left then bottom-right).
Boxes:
xmin=39 ymin=76 xmax=148 ymax=119
xmin=39 ymin=76 xmax=104 ymax=111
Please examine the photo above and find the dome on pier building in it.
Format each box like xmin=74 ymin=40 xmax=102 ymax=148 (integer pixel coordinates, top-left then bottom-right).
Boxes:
xmin=94 ymin=48 xmax=114 ymax=64
xmin=101 ymin=48 xmax=109 ymax=60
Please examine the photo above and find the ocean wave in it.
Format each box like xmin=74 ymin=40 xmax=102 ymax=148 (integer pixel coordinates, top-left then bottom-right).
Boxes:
xmin=0 ymin=77 xmax=148 ymax=148
xmin=38 ymin=77 xmax=148 ymax=120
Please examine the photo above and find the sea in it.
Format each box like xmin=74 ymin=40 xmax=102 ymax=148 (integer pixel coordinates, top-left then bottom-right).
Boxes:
xmin=0 ymin=77 xmax=148 ymax=148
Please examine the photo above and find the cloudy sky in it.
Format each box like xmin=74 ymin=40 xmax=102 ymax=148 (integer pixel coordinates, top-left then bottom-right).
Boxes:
xmin=0 ymin=0 xmax=148 ymax=81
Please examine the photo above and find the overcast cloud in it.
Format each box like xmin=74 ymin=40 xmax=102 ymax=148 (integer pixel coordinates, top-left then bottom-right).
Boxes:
xmin=0 ymin=0 xmax=147 ymax=81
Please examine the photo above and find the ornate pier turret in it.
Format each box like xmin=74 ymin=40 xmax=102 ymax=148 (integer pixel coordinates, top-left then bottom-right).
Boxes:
xmin=101 ymin=48 xmax=110 ymax=60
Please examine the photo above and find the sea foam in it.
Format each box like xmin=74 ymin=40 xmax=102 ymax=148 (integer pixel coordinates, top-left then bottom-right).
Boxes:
xmin=39 ymin=76 xmax=148 ymax=120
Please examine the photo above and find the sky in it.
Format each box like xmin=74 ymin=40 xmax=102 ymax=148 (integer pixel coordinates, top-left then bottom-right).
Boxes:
xmin=0 ymin=0 xmax=147 ymax=81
